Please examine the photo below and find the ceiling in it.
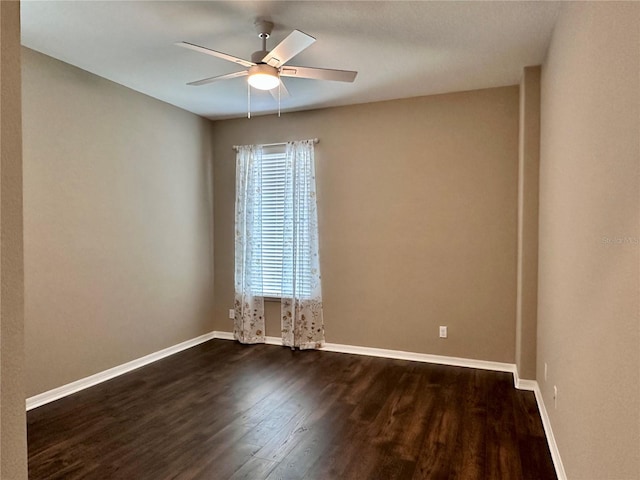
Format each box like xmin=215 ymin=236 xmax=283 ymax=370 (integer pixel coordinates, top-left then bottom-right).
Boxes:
xmin=20 ymin=1 xmax=562 ymax=120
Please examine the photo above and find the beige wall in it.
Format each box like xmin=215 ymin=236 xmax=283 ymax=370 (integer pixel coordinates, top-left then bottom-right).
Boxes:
xmin=212 ymin=86 xmax=519 ymax=363
xmin=0 ymin=1 xmax=28 ymax=477
xmin=22 ymin=48 xmax=215 ymax=397
xmin=538 ymin=2 xmax=640 ymax=478
xmin=515 ymin=66 xmax=540 ymax=380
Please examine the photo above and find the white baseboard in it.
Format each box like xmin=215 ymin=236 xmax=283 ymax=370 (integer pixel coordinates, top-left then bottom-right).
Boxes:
xmin=512 ymin=368 xmax=565 ymax=478
xmin=515 ymin=378 xmax=538 ymax=391
xmin=513 ymin=368 xmax=538 ymax=391
xmin=265 ymin=335 xmax=283 ymax=346
xmin=214 ymin=331 xmax=235 ymax=341
xmin=27 ymin=329 xmax=566 ymax=480
xmin=26 ymin=331 xmax=216 ymax=411
xmin=533 ymin=382 xmax=567 ymax=480
xmin=215 ymin=331 xmax=515 ymax=373
xmin=324 ymin=341 xmax=516 ymax=373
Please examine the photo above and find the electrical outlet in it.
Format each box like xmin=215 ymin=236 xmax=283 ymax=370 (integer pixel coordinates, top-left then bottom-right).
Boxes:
xmin=228 ymin=309 xmax=235 ymax=319
xmin=553 ymin=385 xmax=558 ymax=409
xmin=439 ymin=326 xmax=447 ymax=338
xmin=544 ymin=363 xmax=547 ymax=381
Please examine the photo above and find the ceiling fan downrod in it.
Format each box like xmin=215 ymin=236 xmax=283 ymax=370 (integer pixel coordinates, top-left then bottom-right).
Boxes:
xmin=254 ymin=19 xmax=273 ymax=60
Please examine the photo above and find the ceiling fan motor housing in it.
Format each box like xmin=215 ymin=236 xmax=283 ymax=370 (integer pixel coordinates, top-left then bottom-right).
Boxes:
xmin=249 ymin=64 xmax=279 ymax=77
xmin=251 ymin=50 xmax=270 ymax=64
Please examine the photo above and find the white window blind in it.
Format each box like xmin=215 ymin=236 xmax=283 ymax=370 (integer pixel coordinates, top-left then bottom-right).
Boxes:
xmin=253 ymin=147 xmax=312 ymax=298
xmin=260 ymin=149 xmax=287 ymax=297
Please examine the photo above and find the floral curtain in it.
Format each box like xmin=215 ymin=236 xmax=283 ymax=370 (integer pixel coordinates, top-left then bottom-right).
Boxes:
xmin=234 ymin=145 xmax=265 ymax=344
xmin=281 ymin=140 xmax=325 ymax=349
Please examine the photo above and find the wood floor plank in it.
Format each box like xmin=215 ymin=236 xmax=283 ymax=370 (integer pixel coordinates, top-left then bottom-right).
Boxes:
xmin=28 ymin=339 xmax=557 ymax=480
xmin=449 ymin=370 xmax=487 ymax=479
xmin=485 ymin=372 xmax=525 ymax=479
xmin=228 ymin=456 xmax=277 ymax=480
xmin=265 ymin=383 xmax=352 ymax=480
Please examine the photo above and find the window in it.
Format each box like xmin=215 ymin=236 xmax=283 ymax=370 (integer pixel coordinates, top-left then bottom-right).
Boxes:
xmin=259 ymin=147 xmax=287 ymax=297
xmin=252 ymin=146 xmax=312 ymax=298
xmin=234 ymin=139 xmax=323 ymax=347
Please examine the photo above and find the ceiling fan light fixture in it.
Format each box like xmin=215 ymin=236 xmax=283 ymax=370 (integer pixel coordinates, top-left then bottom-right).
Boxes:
xmin=247 ymin=64 xmax=280 ymax=90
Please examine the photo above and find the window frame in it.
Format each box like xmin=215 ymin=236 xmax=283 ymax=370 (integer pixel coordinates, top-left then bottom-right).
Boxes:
xmin=257 ymin=145 xmax=287 ymax=299
xmin=251 ymin=145 xmax=313 ymax=300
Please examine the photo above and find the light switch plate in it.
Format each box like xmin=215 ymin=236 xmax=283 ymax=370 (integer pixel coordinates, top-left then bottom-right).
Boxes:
xmin=228 ymin=309 xmax=235 ymax=319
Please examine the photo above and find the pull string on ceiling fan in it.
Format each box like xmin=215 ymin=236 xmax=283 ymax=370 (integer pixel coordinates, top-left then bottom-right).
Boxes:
xmin=246 ymin=66 xmax=283 ymax=119
xmin=246 ymin=73 xmax=282 ymax=119
xmin=176 ymin=18 xmax=358 ymax=118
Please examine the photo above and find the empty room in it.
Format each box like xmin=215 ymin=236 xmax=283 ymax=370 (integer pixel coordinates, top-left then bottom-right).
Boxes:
xmin=0 ymin=1 xmax=637 ymax=479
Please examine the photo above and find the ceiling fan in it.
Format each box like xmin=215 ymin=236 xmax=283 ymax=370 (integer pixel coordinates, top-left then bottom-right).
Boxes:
xmin=176 ymin=20 xmax=358 ymax=100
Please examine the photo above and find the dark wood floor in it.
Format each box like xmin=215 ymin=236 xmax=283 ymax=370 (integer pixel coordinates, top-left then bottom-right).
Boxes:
xmin=28 ymin=339 xmax=556 ymax=479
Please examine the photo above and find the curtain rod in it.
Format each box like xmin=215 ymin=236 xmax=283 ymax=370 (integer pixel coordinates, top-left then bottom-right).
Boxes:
xmin=232 ymin=138 xmax=319 ymax=151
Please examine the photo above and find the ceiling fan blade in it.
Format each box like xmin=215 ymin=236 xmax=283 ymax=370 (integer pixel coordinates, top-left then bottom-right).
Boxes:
xmin=262 ymin=30 xmax=315 ymax=68
xmin=187 ymin=70 xmax=248 ymax=86
xmin=280 ymin=65 xmax=357 ymax=83
xmin=269 ymin=79 xmax=290 ymax=101
xmin=176 ymin=41 xmax=254 ymax=68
